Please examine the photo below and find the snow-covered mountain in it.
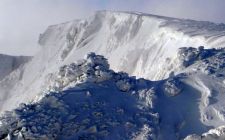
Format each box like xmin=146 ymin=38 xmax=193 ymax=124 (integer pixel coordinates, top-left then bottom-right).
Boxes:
xmin=1 ymin=48 xmax=225 ymax=139
xmin=38 ymin=11 xmax=225 ymax=80
xmin=1 ymin=11 xmax=225 ymax=139
xmin=1 ymin=11 xmax=225 ymax=113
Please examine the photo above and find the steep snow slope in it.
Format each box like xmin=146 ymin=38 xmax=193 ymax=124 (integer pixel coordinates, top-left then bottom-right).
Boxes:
xmin=1 ymin=49 xmax=225 ymax=140
xmin=38 ymin=11 xmax=225 ymax=80
xmin=0 ymin=54 xmax=31 ymax=80
xmin=1 ymin=11 xmax=225 ymax=113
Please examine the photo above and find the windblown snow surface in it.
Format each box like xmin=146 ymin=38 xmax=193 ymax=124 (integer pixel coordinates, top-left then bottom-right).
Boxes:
xmin=1 ymin=11 xmax=225 ymax=139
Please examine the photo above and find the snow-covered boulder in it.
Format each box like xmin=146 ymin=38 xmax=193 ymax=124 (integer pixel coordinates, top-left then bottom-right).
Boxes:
xmin=201 ymin=49 xmax=225 ymax=75
xmin=184 ymin=126 xmax=225 ymax=140
xmin=47 ymin=52 xmax=114 ymax=92
xmin=176 ymin=47 xmax=225 ymax=78
xmin=46 ymin=52 xmax=141 ymax=94
xmin=177 ymin=46 xmax=214 ymax=68
xmin=163 ymin=77 xmax=184 ymax=97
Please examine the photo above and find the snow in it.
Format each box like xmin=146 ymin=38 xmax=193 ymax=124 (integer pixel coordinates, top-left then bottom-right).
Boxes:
xmin=0 ymin=53 xmax=159 ymax=140
xmin=1 ymin=46 xmax=225 ymax=139
xmin=1 ymin=11 xmax=225 ymax=140
xmin=163 ymin=77 xmax=184 ymax=97
xmin=2 ymin=11 xmax=225 ymax=113
xmin=185 ymin=126 xmax=225 ymax=140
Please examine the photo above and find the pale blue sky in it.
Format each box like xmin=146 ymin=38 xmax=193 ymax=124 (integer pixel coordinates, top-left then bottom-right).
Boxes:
xmin=0 ymin=0 xmax=225 ymax=55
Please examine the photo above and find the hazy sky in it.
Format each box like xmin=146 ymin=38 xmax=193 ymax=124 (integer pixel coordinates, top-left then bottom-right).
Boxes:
xmin=1 ymin=0 xmax=225 ymax=55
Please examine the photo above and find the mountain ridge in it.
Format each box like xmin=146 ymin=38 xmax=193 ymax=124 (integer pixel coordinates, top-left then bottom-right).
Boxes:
xmin=1 ymin=48 xmax=225 ymax=139
xmin=2 ymin=11 xmax=225 ymax=113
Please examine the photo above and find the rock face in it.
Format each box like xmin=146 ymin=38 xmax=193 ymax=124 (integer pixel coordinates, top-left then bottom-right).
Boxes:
xmin=0 ymin=54 xmax=31 ymax=80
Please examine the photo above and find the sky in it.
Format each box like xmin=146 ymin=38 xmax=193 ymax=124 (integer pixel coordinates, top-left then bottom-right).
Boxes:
xmin=0 ymin=0 xmax=225 ymax=55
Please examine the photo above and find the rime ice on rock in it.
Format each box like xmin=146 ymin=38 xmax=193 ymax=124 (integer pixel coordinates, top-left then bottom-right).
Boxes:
xmin=184 ymin=126 xmax=225 ymax=140
xmin=47 ymin=52 xmax=138 ymax=93
xmin=177 ymin=47 xmax=225 ymax=77
xmin=177 ymin=46 xmax=214 ymax=68
xmin=0 ymin=53 xmax=159 ymax=140
xmin=48 ymin=52 xmax=113 ymax=92
xmin=163 ymin=77 xmax=183 ymax=97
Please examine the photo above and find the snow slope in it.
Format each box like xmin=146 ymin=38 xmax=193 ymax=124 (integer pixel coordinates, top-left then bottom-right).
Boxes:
xmin=1 ymin=48 xmax=225 ymax=139
xmin=38 ymin=10 xmax=225 ymax=80
xmin=2 ymin=11 xmax=225 ymax=113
